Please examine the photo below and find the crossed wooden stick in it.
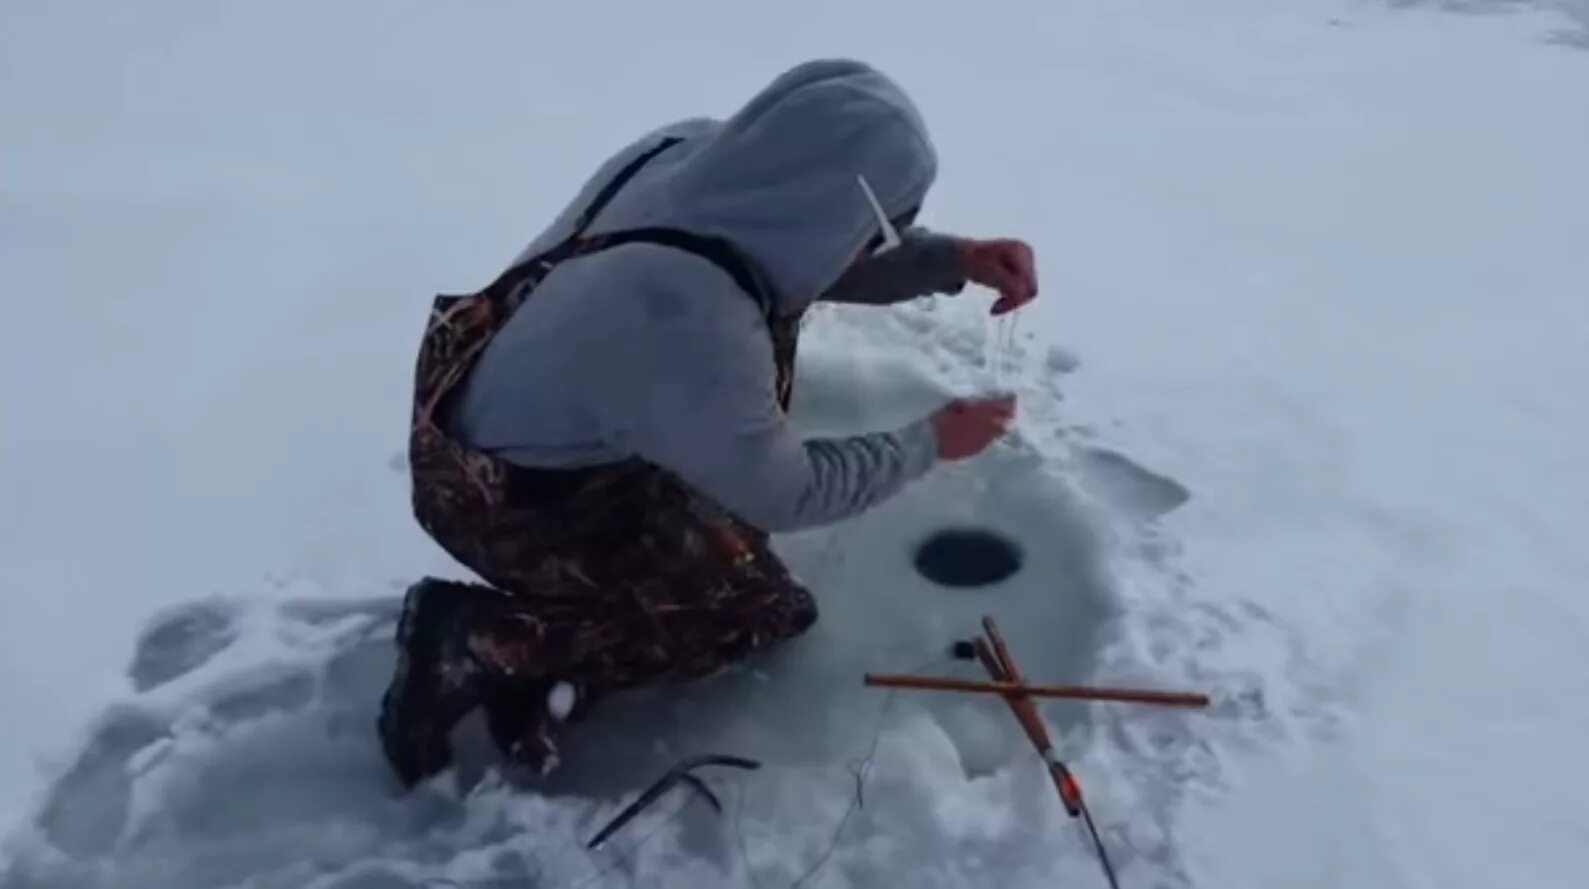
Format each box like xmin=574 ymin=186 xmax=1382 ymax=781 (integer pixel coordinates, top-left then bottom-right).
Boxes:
xmin=864 ymin=616 xmax=1211 ymax=710
xmin=864 ymin=615 xmax=1211 ymax=887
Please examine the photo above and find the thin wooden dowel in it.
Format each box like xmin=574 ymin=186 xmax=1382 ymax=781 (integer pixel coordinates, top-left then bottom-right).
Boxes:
xmin=863 ymin=672 xmax=1211 ymax=709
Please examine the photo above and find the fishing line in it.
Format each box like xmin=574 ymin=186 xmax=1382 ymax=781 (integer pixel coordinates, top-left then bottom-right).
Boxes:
xmin=731 ymin=654 xmax=942 ymax=889
xmin=1078 ymin=798 xmax=1122 ymax=889
xmin=989 ymin=310 xmax=1022 ymax=393
xmin=982 ymin=306 xmax=994 ymax=388
xmin=737 ymin=692 xmax=898 ymax=889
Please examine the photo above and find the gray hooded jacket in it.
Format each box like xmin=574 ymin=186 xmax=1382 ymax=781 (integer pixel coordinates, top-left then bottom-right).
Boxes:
xmin=451 ymin=60 xmax=965 ymax=533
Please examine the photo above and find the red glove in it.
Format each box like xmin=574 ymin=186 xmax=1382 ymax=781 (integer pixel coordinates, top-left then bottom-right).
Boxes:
xmin=958 ymin=238 xmax=1038 ymax=315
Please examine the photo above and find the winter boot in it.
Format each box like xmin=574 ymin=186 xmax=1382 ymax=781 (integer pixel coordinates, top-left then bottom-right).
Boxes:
xmin=377 ymin=577 xmax=506 ymax=787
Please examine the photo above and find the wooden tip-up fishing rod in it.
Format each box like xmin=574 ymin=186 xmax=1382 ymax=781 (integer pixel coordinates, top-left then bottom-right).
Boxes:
xmin=865 ymin=615 xmax=1211 ymax=889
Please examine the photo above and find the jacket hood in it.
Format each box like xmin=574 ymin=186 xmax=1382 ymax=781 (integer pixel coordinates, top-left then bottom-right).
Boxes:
xmin=592 ymin=59 xmax=939 ymax=315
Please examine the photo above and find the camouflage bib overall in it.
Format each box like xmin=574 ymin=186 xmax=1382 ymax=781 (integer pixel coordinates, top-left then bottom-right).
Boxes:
xmin=382 ymin=138 xmax=818 ymax=785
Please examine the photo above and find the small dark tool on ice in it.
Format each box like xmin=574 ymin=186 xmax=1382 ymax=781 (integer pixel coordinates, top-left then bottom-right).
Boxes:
xmin=586 ymin=754 xmax=762 ymax=849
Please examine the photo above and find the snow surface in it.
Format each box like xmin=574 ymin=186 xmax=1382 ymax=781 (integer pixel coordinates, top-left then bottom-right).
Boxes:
xmin=3 ymin=1 xmax=1588 ymax=887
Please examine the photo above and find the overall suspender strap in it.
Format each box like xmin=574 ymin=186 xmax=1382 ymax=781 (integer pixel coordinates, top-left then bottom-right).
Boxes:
xmin=488 ymin=134 xmax=778 ymax=319
xmin=568 ymin=137 xmax=684 ymax=240
xmin=569 ymin=226 xmax=774 ymax=321
xmin=485 ymin=136 xmax=683 ymax=297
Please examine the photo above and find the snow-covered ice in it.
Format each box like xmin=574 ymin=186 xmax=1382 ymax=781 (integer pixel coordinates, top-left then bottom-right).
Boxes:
xmin=0 ymin=301 xmax=1147 ymax=888
xmin=4 ymin=1 xmax=1588 ymax=887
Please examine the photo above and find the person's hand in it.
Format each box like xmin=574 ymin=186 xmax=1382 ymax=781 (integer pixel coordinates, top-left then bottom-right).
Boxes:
xmin=930 ymin=395 xmax=1017 ymax=460
xmin=958 ymin=238 xmax=1038 ymax=315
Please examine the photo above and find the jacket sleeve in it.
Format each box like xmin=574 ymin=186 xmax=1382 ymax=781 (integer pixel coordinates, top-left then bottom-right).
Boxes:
xmin=819 ymin=227 xmax=969 ymax=306
xmin=604 ymin=306 xmax=939 ymax=533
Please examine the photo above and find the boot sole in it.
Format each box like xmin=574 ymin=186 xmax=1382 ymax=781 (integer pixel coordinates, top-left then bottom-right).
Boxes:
xmin=378 ymin=578 xmax=460 ymax=787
